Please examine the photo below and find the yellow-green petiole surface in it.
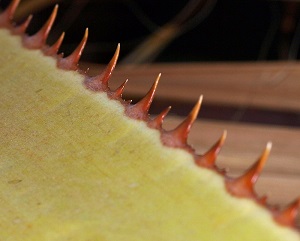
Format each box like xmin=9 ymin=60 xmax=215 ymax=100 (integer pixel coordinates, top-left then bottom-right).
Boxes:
xmin=0 ymin=29 xmax=299 ymax=241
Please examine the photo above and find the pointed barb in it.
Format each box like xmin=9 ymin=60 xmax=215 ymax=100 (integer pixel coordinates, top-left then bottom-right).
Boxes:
xmin=125 ymin=74 xmax=160 ymax=120
xmin=226 ymin=142 xmax=272 ymax=199
xmin=0 ymin=0 xmax=20 ymax=27
xmin=196 ymin=130 xmax=227 ymax=168
xmin=135 ymin=73 xmax=160 ymax=113
xmin=167 ymin=96 xmax=202 ymax=147
xmin=43 ymin=32 xmax=65 ymax=56
xmin=12 ymin=14 xmax=32 ymax=34
xmin=100 ymin=43 xmax=120 ymax=88
xmin=58 ymin=28 xmax=88 ymax=70
xmin=85 ymin=43 xmax=120 ymax=91
xmin=111 ymin=79 xmax=128 ymax=99
xmin=242 ymin=142 xmax=271 ymax=185
xmin=273 ymin=198 xmax=300 ymax=227
xmin=23 ymin=5 xmax=58 ymax=49
xmin=160 ymin=96 xmax=202 ymax=149
xmin=148 ymin=106 xmax=171 ymax=129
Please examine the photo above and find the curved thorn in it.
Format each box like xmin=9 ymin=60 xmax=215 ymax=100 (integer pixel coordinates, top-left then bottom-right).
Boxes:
xmin=226 ymin=142 xmax=272 ymax=199
xmin=135 ymin=73 xmax=160 ymax=113
xmin=125 ymin=73 xmax=160 ymax=120
xmin=23 ymin=4 xmax=58 ymax=49
xmin=58 ymin=28 xmax=88 ymax=70
xmin=148 ymin=106 xmax=172 ymax=129
xmin=160 ymin=96 xmax=202 ymax=149
xmin=274 ymin=198 xmax=300 ymax=227
xmin=0 ymin=0 xmax=20 ymax=26
xmin=101 ymin=43 xmax=120 ymax=88
xmin=44 ymin=32 xmax=65 ymax=56
xmin=85 ymin=43 xmax=120 ymax=91
xmin=12 ymin=14 xmax=32 ymax=34
xmin=112 ymin=79 xmax=128 ymax=98
xmin=196 ymin=130 xmax=227 ymax=168
xmin=172 ymin=95 xmax=202 ymax=144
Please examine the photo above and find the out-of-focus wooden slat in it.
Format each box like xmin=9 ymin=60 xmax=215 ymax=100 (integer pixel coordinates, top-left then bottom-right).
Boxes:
xmin=164 ymin=117 xmax=300 ymax=176
xmin=85 ymin=62 xmax=300 ymax=112
xmin=84 ymin=61 xmax=300 ymax=204
xmin=84 ymin=61 xmax=300 ymax=223
xmin=163 ymin=117 xmax=300 ymax=205
xmin=166 ymin=117 xmax=300 ymax=226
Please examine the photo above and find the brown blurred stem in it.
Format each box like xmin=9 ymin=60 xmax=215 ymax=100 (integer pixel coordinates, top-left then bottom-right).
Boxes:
xmin=121 ymin=0 xmax=217 ymax=64
xmin=14 ymin=0 xmax=63 ymax=21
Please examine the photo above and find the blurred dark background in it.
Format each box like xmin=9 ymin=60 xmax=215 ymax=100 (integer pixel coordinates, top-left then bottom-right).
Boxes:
xmin=1 ymin=0 xmax=300 ymax=64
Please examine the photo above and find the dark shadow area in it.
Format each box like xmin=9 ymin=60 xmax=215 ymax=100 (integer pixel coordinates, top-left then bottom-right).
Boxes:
xmin=1 ymin=0 xmax=300 ymax=63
